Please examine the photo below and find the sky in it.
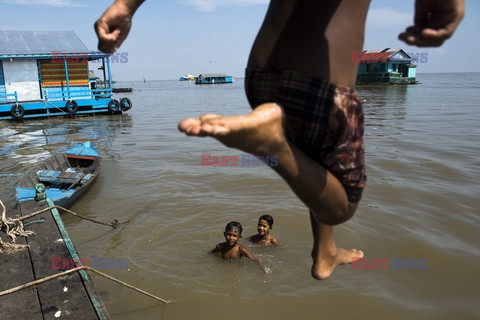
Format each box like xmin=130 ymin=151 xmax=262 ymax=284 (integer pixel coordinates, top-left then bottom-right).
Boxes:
xmin=1 ymin=0 xmax=479 ymax=81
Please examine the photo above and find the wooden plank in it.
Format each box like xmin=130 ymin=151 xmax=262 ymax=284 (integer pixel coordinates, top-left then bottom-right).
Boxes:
xmin=19 ymin=200 xmax=101 ymax=319
xmin=0 ymin=200 xmax=43 ymax=320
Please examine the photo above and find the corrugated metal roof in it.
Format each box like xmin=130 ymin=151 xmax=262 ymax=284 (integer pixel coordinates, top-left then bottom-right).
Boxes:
xmin=362 ymin=48 xmax=412 ymax=61
xmin=198 ymin=73 xmax=230 ymax=78
xmin=0 ymin=30 xmax=90 ymax=54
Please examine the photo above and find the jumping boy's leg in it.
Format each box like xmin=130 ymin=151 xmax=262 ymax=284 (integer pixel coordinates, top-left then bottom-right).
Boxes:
xmin=178 ymin=103 xmax=363 ymax=279
xmin=309 ymin=211 xmax=363 ymax=280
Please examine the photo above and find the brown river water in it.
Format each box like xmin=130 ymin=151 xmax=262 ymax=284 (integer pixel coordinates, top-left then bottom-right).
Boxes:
xmin=1 ymin=73 xmax=479 ymax=320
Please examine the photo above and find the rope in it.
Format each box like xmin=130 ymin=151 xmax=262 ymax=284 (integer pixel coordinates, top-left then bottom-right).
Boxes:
xmin=0 ymin=200 xmax=33 ymax=254
xmin=18 ymin=205 xmax=124 ymax=229
xmin=0 ymin=265 xmax=171 ymax=304
xmin=1 ymin=199 xmax=132 ymax=255
xmin=44 ymin=100 xmax=67 ymax=114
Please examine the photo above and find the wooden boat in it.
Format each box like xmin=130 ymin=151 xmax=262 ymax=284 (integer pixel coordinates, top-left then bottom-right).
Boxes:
xmin=15 ymin=141 xmax=100 ymax=209
xmin=112 ymin=87 xmax=133 ymax=93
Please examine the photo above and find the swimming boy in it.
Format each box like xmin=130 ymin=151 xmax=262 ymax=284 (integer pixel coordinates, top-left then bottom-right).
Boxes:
xmin=95 ymin=0 xmax=465 ymax=280
xmin=250 ymin=215 xmax=279 ymax=246
xmin=211 ymin=221 xmax=266 ymax=272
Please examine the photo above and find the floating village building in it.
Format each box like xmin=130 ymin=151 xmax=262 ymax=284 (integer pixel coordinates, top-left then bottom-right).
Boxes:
xmin=195 ymin=73 xmax=234 ymax=84
xmin=355 ymin=48 xmax=417 ymax=85
xmin=0 ymin=30 xmax=132 ymax=121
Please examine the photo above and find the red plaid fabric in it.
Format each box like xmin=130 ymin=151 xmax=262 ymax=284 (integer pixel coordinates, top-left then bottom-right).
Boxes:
xmin=245 ymin=68 xmax=366 ymax=203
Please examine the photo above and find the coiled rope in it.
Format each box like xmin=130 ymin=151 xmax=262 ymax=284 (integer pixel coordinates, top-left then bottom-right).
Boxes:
xmin=0 ymin=200 xmax=33 ymax=254
xmin=1 ymin=199 xmax=126 ymax=254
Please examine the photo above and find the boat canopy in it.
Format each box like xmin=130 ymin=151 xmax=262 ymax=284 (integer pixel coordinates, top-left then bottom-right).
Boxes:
xmin=65 ymin=141 xmax=99 ymax=158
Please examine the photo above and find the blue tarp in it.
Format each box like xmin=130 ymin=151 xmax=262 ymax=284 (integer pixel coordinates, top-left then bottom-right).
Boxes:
xmin=65 ymin=141 xmax=98 ymax=158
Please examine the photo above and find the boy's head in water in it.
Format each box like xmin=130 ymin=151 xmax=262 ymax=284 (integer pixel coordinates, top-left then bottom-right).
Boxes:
xmin=257 ymin=214 xmax=274 ymax=236
xmin=250 ymin=214 xmax=279 ymax=246
xmin=224 ymin=221 xmax=243 ymax=246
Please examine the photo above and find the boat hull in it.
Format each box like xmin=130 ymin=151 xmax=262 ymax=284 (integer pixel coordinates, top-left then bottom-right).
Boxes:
xmin=15 ymin=142 xmax=100 ymax=209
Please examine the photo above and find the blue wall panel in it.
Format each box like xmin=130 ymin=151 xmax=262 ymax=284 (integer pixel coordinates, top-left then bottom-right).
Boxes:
xmin=0 ymin=61 xmax=6 ymax=101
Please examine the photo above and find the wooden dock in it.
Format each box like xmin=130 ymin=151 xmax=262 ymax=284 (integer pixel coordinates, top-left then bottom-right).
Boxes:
xmin=0 ymin=198 xmax=109 ymax=319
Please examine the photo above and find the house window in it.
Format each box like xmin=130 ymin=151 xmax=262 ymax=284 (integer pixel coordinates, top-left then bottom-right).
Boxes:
xmin=366 ymin=64 xmax=371 ymax=72
xmin=392 ymin=64 xmax=397 ymax=72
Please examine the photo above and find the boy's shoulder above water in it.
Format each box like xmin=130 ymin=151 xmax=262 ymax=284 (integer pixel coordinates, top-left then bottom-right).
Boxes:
xmin=249 ymin=234 xmax=279 ymax=247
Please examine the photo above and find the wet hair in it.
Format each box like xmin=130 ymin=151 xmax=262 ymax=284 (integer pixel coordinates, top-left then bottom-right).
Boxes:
xmin=259 ymin=214 xmax=274 ymax=228
xmin=225 ymin=221 xmax=243 ymax=235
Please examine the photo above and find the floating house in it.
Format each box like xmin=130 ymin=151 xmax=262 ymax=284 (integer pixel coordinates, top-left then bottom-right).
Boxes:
xmin=0 ymin=30 xmax=132 ymax=121
xmin=356 ymin=48 xmax=417 ymax=85
xmin=195 ymin=73 xmax=234 ymax=85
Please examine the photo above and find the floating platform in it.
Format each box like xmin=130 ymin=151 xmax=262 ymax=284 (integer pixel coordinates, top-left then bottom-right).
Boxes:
xmin=195 ymin=73 xmax=234 ymax=84
xmin=0 ymin=198 xmax=110 ymax=319
xmin=0 ymin=30 xmax=133 ymax=121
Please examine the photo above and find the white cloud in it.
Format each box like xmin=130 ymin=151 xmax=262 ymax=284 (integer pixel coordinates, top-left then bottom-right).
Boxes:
xmin=184 ymin=0 xmax=268 ymax=12
xmin=0 ymin=0 xmax=86 ymax=7
xmin=366 ymin=7 xmax=412 ymax=28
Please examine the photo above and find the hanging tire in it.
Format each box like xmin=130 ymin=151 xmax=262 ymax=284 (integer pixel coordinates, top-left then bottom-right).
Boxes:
xmin=120 ymin=97 xmax=132 ymax=111
xmin=11 ymin=104 xmax=25 ymax=120
xmin=65 ymin=100 xmax=78 ymax=114
xmin=108 ymin=99 xmax=120 ymax=112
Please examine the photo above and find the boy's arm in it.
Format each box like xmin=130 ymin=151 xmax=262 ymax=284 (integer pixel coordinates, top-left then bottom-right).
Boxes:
xmin=211 ymin=244 xmax=221 ymax=254
xmin=399 ymin=0 xmax=465 ymax=47
xmin=95 ymin=0 xmax=145 ymax=53
xmin=271 ymin=237 xmax=280 ymax=246
xmin=239 ymin=246 xmax=267 ymax=272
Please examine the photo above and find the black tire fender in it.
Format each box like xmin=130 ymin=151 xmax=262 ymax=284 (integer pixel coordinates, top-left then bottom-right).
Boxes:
xmin=108 ymin=99 xmax=120 ymax=112
xmin=120 ymin=97 xmax=132 ymax=111
xmin=65 ymin=100 xmax=78 ymax=113
xmin=11 ymin=104 xmax=25 ymax=119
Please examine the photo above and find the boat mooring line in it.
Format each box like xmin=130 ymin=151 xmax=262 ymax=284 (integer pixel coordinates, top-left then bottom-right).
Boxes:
xmin=0 ymin=265 xmax=171 ymax=304
xmin=18 ymin=204 xmax=128 ymax=229
xmin=1 ymin=199 xmax=132 ymax=253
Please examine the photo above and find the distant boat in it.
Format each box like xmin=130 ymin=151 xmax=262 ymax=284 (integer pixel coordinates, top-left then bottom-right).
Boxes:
xmin=112 ymin=87 xmax=133 ymax=93
xmin=179 ymin=74 xmax=196 ymax=81
xmin=15 ymin=141 xmax=100 ymax=209
xmin=195 ymin=73 xmax=234 ymax=85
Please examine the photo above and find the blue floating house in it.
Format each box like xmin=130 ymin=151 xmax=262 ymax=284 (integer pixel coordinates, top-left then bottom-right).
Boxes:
xmin=0 ymin=30 xmax=132 ymax=121
xmin=195 ymin=73 xmax=234 ymax=84
xmin=356 ymin=48 xmax=417 ymax=85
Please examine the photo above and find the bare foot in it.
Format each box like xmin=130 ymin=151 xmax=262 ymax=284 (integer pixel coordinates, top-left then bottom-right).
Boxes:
xmin=311 ymin=247 xmax=364 ymax=280
xmin=178 ymin=103 xmax=287 ymax=156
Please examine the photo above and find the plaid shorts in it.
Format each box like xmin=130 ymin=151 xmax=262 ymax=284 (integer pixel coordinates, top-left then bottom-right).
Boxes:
xmin=245 ymin=68 xmax=366 ymax=203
